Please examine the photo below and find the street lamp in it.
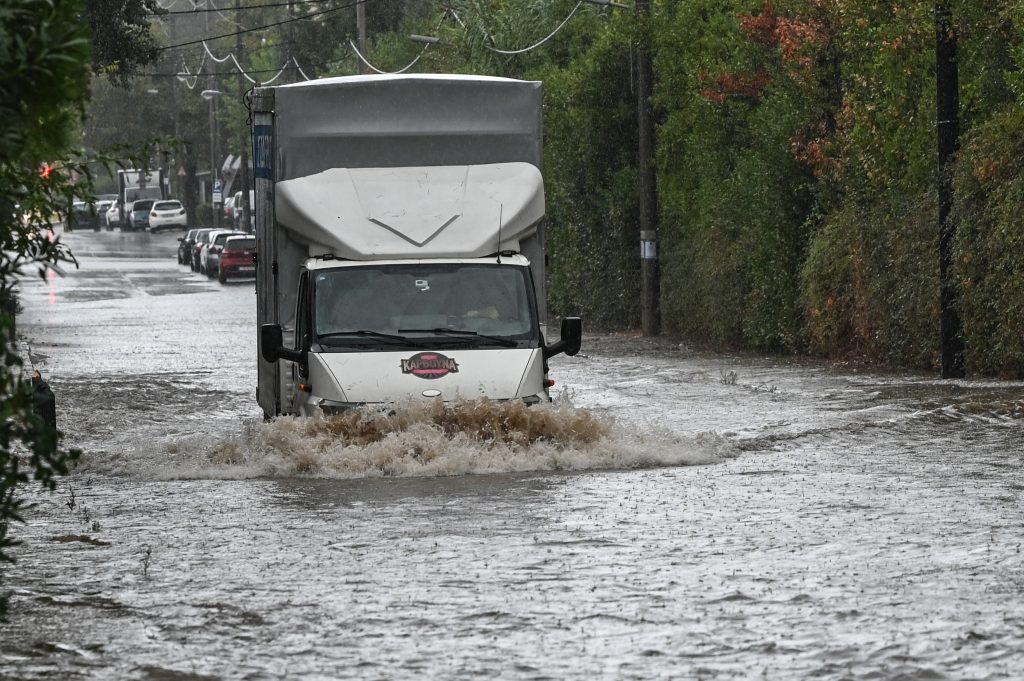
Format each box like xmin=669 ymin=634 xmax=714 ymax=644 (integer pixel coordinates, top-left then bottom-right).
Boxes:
xmin=201 ymin=89 xmax=223 ymax=228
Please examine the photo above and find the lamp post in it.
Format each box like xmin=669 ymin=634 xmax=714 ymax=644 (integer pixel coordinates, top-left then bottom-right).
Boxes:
xmin=201 ymin=89 xmax=223 ymax=228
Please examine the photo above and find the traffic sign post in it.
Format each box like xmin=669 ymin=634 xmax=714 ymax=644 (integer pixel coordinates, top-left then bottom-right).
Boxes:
xmin=212 ymin=179 xmax=223 ymax=205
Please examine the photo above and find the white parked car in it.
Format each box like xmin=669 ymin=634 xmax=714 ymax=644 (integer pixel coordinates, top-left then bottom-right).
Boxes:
xmin=148 ymin=200 xmax=188 ymax=233
xmin=105 ymin=201 xmax=121 ymax=229
xmin=95 ymin=199 xmax=115 ymax=229
xmin=231 ymin=190 xmax=255 ymax=231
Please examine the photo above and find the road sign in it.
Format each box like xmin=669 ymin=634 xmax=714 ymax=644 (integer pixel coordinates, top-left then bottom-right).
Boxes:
xmin=213 ymin=179 xmax=222 ymax=204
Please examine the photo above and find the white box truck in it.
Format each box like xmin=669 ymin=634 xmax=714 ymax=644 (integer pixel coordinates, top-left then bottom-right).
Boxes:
xmin=117 ymin=168 xmax=168 ymax=230
xmin=252 ymin=74 xmax=581 ymax=418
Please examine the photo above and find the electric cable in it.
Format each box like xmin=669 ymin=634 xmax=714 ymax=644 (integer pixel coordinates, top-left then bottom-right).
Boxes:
xmin=157 ymin=0 xmax=337 ymax=15
xmin=143 ymin=54 xmax=339 ymax=79
xmin=451 ymin=1 xmax=584 ymax=55
xmin=348 ymin=40 xmax=425 ymax=75
xmin=157 ymin=0 xmax=374 ymax=51
xmin=347 ymin=10 xmax=448 ymax=75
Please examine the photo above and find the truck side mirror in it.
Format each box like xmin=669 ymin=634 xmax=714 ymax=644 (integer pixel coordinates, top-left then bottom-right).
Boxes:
xmin=543 ymin=316 xmax=583 ymax=359
xmin=261 ymin=323 xmax=306 ymax=365
xmin=560 ymin=316 xmax=582 ymax=356
xmin=260 ymin=324 xmax=283 ymax=363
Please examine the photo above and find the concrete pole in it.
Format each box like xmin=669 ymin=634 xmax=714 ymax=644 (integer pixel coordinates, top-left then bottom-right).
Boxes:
xmin=636 ymin=0 xmax=660 ymax=335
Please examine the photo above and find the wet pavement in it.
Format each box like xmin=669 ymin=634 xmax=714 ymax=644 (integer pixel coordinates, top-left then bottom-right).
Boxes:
xmin=1 ymin=227 xmax=1023 ymax=680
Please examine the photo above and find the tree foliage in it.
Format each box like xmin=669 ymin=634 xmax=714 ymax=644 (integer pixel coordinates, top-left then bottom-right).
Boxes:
xmin=0 ymin=0 xmax=95 ymax=618
xmin=85 ymin=0 xmax=163 ymax=83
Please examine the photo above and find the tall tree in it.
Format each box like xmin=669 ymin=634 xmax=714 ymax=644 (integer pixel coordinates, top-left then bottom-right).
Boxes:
xmin=85 ymin=0 xmax=164 ymax=83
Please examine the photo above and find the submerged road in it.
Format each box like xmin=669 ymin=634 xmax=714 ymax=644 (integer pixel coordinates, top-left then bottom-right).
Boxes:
xmin=1 ymin=228 xmax=1023 ymax=679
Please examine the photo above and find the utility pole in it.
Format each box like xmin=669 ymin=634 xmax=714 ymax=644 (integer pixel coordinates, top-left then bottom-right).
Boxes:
xmin=237 ymin=0 xmax=252 ymax=232
xmin=356 ymin=0 xmax=367 ymax=74
xmin=206 ymin=2 xmax=221 ymax=229
xmin=210 ymin=95 xmax=221 ymax=229
xmin=636 ymin=0 xmax=660 ymax=335
xmin=936 ymin=3 xmax=964 ymax=377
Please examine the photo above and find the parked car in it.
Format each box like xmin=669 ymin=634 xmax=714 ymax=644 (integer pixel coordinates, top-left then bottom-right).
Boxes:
xmin=222 ymin=195 xmax=236 ymax=223
xmin=148 ymin=200 xmax=188 ymax=233
xmin=217 ymin=235 xmax=256 ymax=283
xmin=231 ymin=190 xmax=255 ymax=232
xmin=126 ymin=199 xmax=155 ymax=231
xmin=66 ymin=200 xmax=100 ymax=231
xmin=191 ymin=229 xmax=221 ymax=271
xmin=177 ymin=229 xmax=201 ymax=264
xmin=95 ymin=199 xmax=114 ymax=229
xmin=105 ymin=200 xmax=122 ymax=230
xmin=201 ymin=230 xmax=246 ymax=276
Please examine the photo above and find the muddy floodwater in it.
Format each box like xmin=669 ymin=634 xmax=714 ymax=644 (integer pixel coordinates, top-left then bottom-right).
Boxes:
xmin=2 ymin=229 xmax=1023 ymax=680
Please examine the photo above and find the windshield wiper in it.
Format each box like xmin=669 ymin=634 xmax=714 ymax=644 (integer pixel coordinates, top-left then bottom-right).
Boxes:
xmin=317 ymin=330 xmax=419 ymax=346
xmin=398 ymin=328 xmax=519 ymax=348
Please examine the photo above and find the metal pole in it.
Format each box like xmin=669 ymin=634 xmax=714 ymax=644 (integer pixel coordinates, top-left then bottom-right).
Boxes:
xmin=209 ymin=97 xmax=220 ymax=229
xmin=206 ymin=3 xmax=218 ymax=229
xmin=169 ymin=15 xmax=181 ymax=202
xmin=936 ymin=3 xmax=964 ymax=377
xmin=636 ymin=0 xmax=660 ymax=335
xmin=237 ymin=0 xmax=252 ymax=232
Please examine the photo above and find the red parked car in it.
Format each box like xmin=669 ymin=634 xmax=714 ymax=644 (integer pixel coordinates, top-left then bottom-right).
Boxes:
xmin=217 ymin=235 xmax=256 ymax=283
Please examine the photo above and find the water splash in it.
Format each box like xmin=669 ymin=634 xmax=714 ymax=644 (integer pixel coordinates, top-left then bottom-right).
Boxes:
xmin=124 ymin=399 xmax=734 ymax=480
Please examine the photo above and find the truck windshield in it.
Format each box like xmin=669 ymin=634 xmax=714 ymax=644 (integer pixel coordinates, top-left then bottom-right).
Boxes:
xmin=314 ymin=264 xmax=537 ymax=348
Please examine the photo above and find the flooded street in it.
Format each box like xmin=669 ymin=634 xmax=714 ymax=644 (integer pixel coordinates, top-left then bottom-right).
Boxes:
xmin=2 ymin=229 xmax=1023 ymax=680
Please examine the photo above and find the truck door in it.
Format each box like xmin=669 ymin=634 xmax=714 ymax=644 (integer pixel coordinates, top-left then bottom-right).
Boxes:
xmin=286 ymin=270 xmax=312 ymax=414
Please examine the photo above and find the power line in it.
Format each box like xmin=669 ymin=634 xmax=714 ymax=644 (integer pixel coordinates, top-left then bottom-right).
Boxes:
xmin=157 ymin=0 xmax=373 ymax=51
xmin=198 ymin=40 xmax=309 ymax=83
xmin=143 ymin=60 xmax=334 ymax=77
xmin=348 ymin=9 xmax=448 ymax=75
xmin=157 ymin=0 xmax=337 ymax=15
xmin=450 ymin=1 xmax=586 ymax=56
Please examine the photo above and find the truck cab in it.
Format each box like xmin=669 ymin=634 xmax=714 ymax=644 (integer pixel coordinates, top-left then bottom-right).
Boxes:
xmin=262 ymin=255 xmax=578 ymax=415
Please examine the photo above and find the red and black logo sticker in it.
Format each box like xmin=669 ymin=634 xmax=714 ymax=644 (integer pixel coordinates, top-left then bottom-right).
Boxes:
xmin=400 ymin=352 xmax=459 ymax=379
